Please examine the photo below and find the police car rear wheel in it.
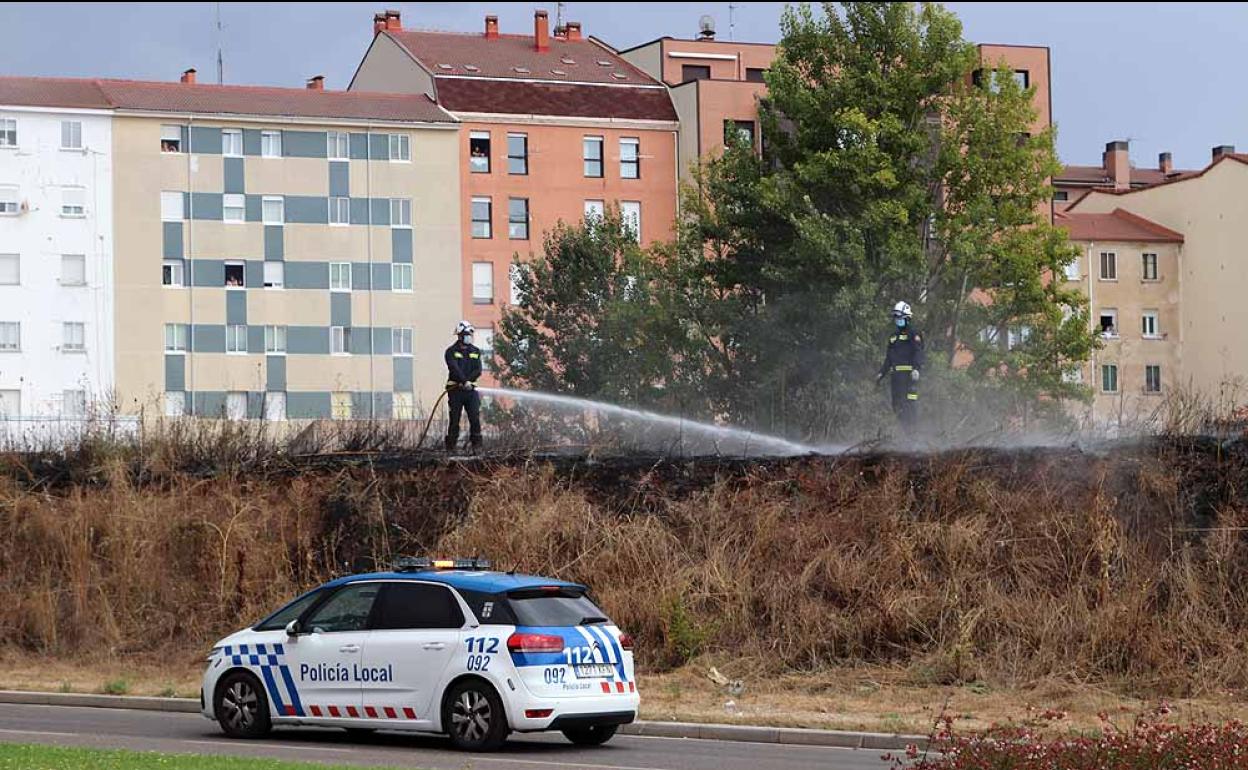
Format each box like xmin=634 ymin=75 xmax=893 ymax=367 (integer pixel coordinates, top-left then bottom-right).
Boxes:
xmin=214 ymin=672 xmax=271 ymax=739
xmin=444 ymin=680 xmax=508 ymax=751
xmin=562 ymin=725 xmax=618 ymax=746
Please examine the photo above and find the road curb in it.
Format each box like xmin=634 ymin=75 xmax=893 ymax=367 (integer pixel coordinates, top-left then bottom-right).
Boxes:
xmin=0 ymin=690 xmax=929 ymax=751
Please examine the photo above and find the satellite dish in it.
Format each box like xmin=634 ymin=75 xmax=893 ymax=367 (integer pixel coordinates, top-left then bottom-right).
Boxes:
xmin=698 ymin=14 xmax=716 ymax=39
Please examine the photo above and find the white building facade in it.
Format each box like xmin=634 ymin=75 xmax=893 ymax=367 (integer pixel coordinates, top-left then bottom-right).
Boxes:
xmin=0 ymin=105 xmax=115 ymax=420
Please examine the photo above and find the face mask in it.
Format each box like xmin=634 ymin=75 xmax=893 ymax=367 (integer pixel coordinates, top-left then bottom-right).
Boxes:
xmin=894 ymin=317 xmax=907 ymax=328
xmin=461 ymin=335 xmax=474 ymax=346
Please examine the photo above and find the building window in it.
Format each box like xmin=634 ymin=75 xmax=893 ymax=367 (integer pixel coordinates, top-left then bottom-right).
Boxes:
xmin=1099 ymin=251 xmax=1116 ymax=280
xmin=261 ymin=130 xmax=282 ymax=158
xmin=329 ymin=262 xmax=352 ymax=291
xmin=161 ymin=124 xmax=182 ymax=153
xmin=469 ymin=132 xmax=490 ymax=173
xmin=60 ymin=121 xmax=82 ymax=150
xmin=164 ymin=323 xmax=188 ymax=352
xmin=162 ymin=260 xmax=184 ymax=287
xmin=1101 ymin=364 xmax=1118 ymax=394
xmin=0 ymin=254 xmax=17 ymax=285
xmin=393 ymin=392 xmax=415 ymax=419
xmin=1099 ymin=309 xmax=1118 ymax=338
xmin=387 ymin=134 xmax=409 ymax=162
xmin=329 ymin=196 xmax=350 ymax=225
xmin=620 ymin=137 xmax=640 ymax=179
xmin=1013 ymin=70 xmax=1030 ymax=89
xmin=63 ymin=389 xmax=87 ymax=417
xmin=390 ymin=198 xmax=411 ymax=227
xmin=1063 ymin=254 xmax=1080 ymax=281
xmin=164 ymin=391 xmax=186 ymax=418
xmin=621 ymin=201 xmax=641 ymax=243
xmin=226 ymin=324 xmax=247 ymax=354
xmin=507 ymin=133 xmax=528 ymax=175
xmin=583 ymin=136 xmax=604 ymax=177
xmin=1142 ymin=310 xmax=1160 ymax=338
xmin=264 ymin=391 xmax=286 ymax=421
xmin=264 ymin=325 xmax=287 ymax=353
xmin=331 ymin=326 xmax=350 ymax=355
xmin=0 ymin=185 xmax=16 ymax=215
xmin=725 ymin=120 xmax=755 ymax=148
xmin=472 ymin=262 xmax=493 ymax=304
xmin=0 ymin=322 xmax=19 ymax=352
xmin=0 ymin=389 xmax=19 ymax=416
xmin=584 ymin=199 xmax=605 ymax=222
xmin=392 ymin=327 xmax=413 ymax=356
xmin=327 ymin=131 xmax=349 ymax=160
xmin=224 ymin=261 xmax=245 ymax=288
xmin=471 ymin=197 xmax=492 ymax=239
xmin=61 ymin=187 xmax=86 ymax=217
xmin=331 ymin=391 xmax=352 ymax=420
xmin=1062 ymin=366 xmax=1083 ymax=385
xmin=161 ymin=191 xmax=184 ymax=221
xmin=1145 ymin=365 xmax=1162 ymax=394
xmin=62 ymin=322 xmax=85 ymax=353
xmin=746 ymin=67 xmax=767 ymax=83
xmin=477 ymin=328 xmax=494 ymax=371
xmin=0 ymin=118 xmax=15 ymax=147
xmin=263 ymin=261 xmax=284 ymax=289
xmin=262 ymin=196 xmax=284 ymax=224
xmin=222 ymin=128 xmax=243 ymax=157
xmin=226 ymin=391 xmax=247 ymax=421
xmin=61 ymin=254 xmax=86 ymax=286
xmin=508 ymin=197 xmax=529 ymax=240
xmin=1053 ymin=190 xmax=1069 ymax=202
xmin=1142 ymin=252 xmax=1158 ymax=281
xmin=1007 ymin=325 xmax=1032 ymax=350
xmin=392 ymin=263 xmax=413 ymax=292
xmin=223 ymin=193 xmax=245 ymax=223
xmin=682 ymin=64 xmax=711 ymax=82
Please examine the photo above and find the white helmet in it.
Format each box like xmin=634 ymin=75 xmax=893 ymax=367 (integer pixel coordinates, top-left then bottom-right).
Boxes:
xmin=455 ymin=320 xmax=475 ymax=337
xmin=892 ymin=301 xmax=912 ymax=319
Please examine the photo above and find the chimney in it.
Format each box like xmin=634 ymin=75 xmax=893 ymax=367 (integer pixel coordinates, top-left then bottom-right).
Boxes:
xmin=534 ymin=9 xmax=550 ymax=52
xmin=1213 ymin=144 xmax=1236 ymax=161
xmin=306 ymin=75 xmax=324 ymax=91
xmin=373 ymin=13 xmax=386 ymax=36
xmin=1103 ymin=140 xmax=1129 ymax=191
xmin=485 ymin=15 xmax=499 ymax=39
xmin=1158 ymin=152 xmax=1172 ymax=175
xmin=384 ymin=8 xmax=401 ymax=31
xmin=566 ymin=21 xmax=582 ymax=41
xmin=180 ymin=68 xmax=197 ymax=85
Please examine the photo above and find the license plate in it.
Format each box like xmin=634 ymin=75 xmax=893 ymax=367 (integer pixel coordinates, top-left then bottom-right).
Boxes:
xmin=574 ymin=664 xmax=614 ymax=679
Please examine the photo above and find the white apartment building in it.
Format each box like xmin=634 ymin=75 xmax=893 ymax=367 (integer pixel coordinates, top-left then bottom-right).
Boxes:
xmin=0 ymin=104 xmax=115 ymax=420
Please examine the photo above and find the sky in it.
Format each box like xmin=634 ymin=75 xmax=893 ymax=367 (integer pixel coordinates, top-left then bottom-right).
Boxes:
xmin=0 ymin=2 xmax=1243 ymax=170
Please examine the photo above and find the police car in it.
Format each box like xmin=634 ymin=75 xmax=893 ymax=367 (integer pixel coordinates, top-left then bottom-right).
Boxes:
xmin=201 ymin=558 xmax=637 ymax=751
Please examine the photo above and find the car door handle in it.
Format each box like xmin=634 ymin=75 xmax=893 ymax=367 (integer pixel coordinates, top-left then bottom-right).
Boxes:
xmin=339 ymin=644 xmax=361 ymax=653
xmin=422 ymin=642 xmax=445 ymax=651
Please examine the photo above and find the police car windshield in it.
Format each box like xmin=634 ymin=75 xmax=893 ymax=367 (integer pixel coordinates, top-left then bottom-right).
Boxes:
xmin=507 ymin=587 xmax=607 ymax=627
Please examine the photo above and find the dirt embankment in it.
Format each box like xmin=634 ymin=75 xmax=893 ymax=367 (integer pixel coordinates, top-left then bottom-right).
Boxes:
xmin=3 ymin=437 xmax=1248 ymax=698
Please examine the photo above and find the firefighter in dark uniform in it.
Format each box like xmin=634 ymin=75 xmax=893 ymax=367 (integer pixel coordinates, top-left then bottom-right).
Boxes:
xmin=877 ymin=301 xmax=925 ymax=432
xmin=445 ymin=320 xmax=483 ymax=451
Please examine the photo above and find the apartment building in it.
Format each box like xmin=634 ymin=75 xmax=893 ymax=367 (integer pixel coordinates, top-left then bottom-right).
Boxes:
xmin=350 ymin=10 xmax=680 ymax=366
xmin=1055 ymin=208 xmax=1183 ymax=425
xmin=0 ymin=80 xmax=115 ymax=420
xmin=0 ymin=72 xmax=462 ymax=420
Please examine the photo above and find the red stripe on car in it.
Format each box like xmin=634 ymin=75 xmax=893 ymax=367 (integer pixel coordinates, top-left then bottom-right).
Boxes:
xmin=616 ymin=681 xmax=625 ymax=693
xmin=346 ymin=706 xmax=359 ymax=718
xmin=328 ymin=706 xmax=340 ymax=717
xmin=384 ymin=707 xmax=397 ymax=719
xmin=600 ymin=681 xmax=611 ymax=693
xmin=365 ymin=707 xmax=377 ymax=718
xmin=403 ymin=707 xmax=416 ymax=719
xmin=309 ymin=705 xmax=322 ymax=717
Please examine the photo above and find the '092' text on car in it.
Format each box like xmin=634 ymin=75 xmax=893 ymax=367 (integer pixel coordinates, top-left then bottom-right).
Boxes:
xmin=200 ymin=558 xmax=637 ymax=751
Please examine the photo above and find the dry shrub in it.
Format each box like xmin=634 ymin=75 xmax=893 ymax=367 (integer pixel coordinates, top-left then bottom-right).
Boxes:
xmin=3 ymin=438 xmax=1248 ymax=698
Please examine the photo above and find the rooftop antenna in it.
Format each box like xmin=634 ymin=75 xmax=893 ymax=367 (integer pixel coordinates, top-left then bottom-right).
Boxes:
xmin=215 ymin=2 xmax=224 ymax=84
xmin=729 ymin=3 xmax=737 ymax=41
xmin=555 ymin=1 xmax=566 ymax=35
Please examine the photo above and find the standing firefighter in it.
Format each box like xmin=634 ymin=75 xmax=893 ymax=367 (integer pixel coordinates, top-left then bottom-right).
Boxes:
xmin=445 ymin=320 xmax=483 ymax=452
xmin=878 ymin=301 xmax=924 ymax=432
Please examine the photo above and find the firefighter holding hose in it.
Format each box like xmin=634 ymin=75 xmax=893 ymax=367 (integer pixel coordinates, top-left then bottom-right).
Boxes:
xmin=445 ymin=320 xmax=483 ymax=451
xmin=878 ymin=301 xmax=924 ymax=433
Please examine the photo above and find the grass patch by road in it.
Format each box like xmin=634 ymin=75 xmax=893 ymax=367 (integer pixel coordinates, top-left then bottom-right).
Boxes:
xmin=0 ymin=743 xmax=406 ymax=770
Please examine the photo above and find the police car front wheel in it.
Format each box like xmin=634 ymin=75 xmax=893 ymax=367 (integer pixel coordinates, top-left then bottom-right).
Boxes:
xmin=444 ymin=680 xmax=508 ymax=751
xmin=214 ymin=671 xmax=272 ymax=739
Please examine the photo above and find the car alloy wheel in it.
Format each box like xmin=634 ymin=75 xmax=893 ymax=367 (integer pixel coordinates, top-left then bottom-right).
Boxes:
xmin=222 ymin=679 xmax=259 ymax=732
xmin=451 ymin=689 xmax=492 ymax=743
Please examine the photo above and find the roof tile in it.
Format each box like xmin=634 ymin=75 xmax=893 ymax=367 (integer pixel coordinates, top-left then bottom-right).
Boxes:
xmin=435 ymin=78 xmax=676 ymax=121
xmin=1056 ymin=208 xmax=1184 ymax=243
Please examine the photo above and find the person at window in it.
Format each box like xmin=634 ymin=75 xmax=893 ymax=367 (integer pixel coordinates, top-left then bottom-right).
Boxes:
xmin=445 ymin=320 xmax=483 ymax=452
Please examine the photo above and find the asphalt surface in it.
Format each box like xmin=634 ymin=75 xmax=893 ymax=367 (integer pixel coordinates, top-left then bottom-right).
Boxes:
xmin=0 ymin=703 xmax=897 ymax=770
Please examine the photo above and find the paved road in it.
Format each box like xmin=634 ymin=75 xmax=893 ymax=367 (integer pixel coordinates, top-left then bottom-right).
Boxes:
xmin=0 ymin=703 xmax=896 ymax=770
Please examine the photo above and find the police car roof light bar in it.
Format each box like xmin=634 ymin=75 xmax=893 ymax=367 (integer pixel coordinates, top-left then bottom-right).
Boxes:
xmin=392 ymin=556 xmax=491 ymax=572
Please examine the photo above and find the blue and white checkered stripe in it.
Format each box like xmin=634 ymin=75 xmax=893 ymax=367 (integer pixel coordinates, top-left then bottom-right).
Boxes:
xmin=222 ymin=643 xmax=304 ymax=717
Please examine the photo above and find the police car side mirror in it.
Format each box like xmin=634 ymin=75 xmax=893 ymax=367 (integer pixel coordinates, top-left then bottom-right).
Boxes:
xmin=284 ymin=619 xmax=303 ymax=637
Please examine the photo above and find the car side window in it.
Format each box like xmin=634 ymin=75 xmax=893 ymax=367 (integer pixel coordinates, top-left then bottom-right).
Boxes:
xmin=304 ymin=584 xmax=380 ymax=633
xmin=371 ymin=582 xmax=465 ymax=630
xmin=254 ymin=589 xmax=323 ymax=631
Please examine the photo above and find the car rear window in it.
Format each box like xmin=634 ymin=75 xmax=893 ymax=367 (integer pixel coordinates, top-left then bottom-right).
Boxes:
xmin=507 ymin=587 xmax=609 ymax=627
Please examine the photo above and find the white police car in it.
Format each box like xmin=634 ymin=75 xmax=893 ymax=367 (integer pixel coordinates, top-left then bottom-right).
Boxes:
xmin=201 ymin=558 xmax=637 ymax=751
